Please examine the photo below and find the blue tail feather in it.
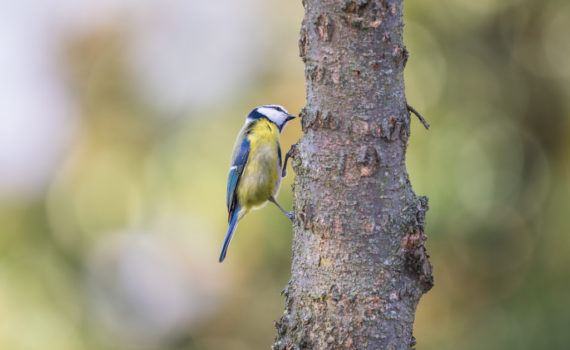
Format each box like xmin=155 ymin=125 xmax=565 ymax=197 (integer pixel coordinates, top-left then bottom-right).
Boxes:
xmin=219 ymin=207 xmax=240 ymax=262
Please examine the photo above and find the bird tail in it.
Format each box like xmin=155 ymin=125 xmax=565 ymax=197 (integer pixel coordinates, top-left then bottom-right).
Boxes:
xmin=219 ymin=206 xmax=240 ymax=262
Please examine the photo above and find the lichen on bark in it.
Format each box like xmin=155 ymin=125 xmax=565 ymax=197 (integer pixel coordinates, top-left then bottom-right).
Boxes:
xmin=273 ymin=0 xmax=433 ymax=349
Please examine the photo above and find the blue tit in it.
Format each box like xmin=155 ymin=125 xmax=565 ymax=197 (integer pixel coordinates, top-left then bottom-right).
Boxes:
xmin=219 ymin=105 xmax=296 ymax=262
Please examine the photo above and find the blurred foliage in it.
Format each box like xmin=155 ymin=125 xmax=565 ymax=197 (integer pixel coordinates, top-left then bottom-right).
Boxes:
xmin=0 ymin=0 xmax=568 ymax=349
xmin=406 ymin=1 xmax=570 ymax=349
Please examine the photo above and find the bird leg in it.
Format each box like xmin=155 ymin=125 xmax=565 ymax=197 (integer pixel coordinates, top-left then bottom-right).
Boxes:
xmin=282 ymin=143 xmax=298 ymax=178
xmin=269 ymin=196 xmax=294 ymax=222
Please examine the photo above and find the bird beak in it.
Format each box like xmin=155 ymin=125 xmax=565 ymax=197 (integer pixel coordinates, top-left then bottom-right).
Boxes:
xmin=286 ymin=114 xmax=296 ymax=122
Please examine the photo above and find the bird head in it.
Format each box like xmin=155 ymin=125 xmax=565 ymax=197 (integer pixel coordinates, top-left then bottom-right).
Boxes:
xmin=246 ymin=105 xmax=296 ymax=131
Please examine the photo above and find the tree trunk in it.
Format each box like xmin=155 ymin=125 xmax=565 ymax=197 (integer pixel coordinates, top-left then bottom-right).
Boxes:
xmin=273 ymin=0 xmax=433 ymax=349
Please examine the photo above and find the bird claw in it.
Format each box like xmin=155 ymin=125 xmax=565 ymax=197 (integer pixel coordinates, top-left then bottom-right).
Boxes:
xmin=287 ymin=211 xmax=294 ymax=222
xmin=281 ymin=143 xmax=297 ymax=178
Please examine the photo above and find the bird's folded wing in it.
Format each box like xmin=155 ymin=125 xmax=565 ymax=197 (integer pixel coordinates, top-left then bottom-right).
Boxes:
xmin=226 ymin=137 xmax=250 ymax=222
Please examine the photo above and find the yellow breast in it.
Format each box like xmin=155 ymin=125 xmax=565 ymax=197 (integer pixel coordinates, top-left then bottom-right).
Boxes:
xmin=237 ymin=119 xmax=281 ymax=209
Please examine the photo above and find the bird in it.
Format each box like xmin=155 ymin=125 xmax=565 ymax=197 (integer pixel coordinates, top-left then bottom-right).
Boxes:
xmin=219 ymin=105 xmax=296 ymax=262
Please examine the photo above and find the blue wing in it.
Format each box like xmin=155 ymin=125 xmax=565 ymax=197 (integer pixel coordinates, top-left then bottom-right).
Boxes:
xmin=226 ymin=138 xmax=250 ymax=222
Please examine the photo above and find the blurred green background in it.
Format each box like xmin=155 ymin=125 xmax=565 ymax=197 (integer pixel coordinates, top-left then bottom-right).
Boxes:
xmin=0 ymin=0 xmax=568 ymax=349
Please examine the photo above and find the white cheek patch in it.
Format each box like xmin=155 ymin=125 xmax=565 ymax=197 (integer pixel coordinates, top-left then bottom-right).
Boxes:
xmin=257 ymin=106 xmax=289 ymax=125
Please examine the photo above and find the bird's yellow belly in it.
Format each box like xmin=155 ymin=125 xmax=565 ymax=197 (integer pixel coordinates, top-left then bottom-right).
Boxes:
xmin=237 ymin=144 xmax=280 ymax=209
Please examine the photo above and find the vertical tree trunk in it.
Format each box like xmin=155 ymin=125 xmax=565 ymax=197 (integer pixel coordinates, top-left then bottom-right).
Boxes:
xmin=273 ymin=0 xmax=433 ymax=349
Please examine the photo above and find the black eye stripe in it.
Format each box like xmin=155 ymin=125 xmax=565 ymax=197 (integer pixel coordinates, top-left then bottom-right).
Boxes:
xmin=248 ymin=105 xmax=287 ymax=121
xmin=268 ymin=105 xmax=284 ymax=112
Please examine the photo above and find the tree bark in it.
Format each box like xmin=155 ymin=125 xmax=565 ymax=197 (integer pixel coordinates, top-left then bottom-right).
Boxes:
xmin=273 ymin=0 xmax=433 ymax=349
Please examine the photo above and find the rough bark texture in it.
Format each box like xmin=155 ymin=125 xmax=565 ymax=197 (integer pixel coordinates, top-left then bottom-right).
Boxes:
xmin=273 ymin=0 xmax=433 ymax=349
